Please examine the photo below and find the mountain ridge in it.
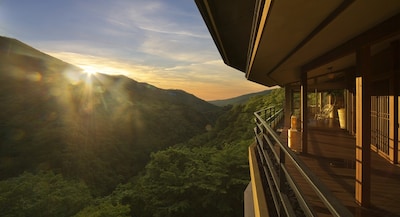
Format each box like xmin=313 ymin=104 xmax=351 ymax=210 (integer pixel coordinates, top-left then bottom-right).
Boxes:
xmin=0 ymin=35 xmax=287 ymax=217
xmin=0 ymin=36 xmax=222 ymax=194
xmin=208 ymin=89 xmax=275 ymax=106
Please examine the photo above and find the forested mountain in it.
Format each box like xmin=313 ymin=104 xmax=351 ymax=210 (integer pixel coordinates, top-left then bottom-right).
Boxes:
xmin=208 ymin=89 xmax=273 ymax=106
xmin=125 ymin=88 xmax=284 ymax=217
xmin=0 ymin=36 xmax=285 ymax=217
xmin=0 ymin=36 xmax=221 ymax=195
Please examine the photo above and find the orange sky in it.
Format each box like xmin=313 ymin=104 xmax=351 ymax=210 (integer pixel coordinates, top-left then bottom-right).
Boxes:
xmin=49 ymin=52 xmax=270 ymax=101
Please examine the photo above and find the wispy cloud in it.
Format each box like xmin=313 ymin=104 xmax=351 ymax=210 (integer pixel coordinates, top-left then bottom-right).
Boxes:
xmin=101 ymin=0 xmax=215 ymax=65
xmin=1 ymin=0 xmax=269 ymax=100
xmin=106 ymin=0 xmax=208 ymax=38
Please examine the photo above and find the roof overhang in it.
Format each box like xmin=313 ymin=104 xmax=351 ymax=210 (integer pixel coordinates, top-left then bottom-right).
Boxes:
xmin=194 ymin=0 xmax=256 ymax=72
xmin=195 ymin=0 xmax=400 ymax=87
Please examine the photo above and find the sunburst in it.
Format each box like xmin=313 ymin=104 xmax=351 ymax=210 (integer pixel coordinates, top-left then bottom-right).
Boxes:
xmin=83 ymin=69 xmax=97 ymax=77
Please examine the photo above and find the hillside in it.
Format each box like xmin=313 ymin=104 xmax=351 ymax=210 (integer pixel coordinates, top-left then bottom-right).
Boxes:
xmin=0 ymin=35 xmax=286 ymax=217
xmin=110 ymin=87 xmax=285 ymax=217
xmin=0 ymin=36 xmax=221 ymax=194
xmin=208 ymin=89 xmax=273 ymax=106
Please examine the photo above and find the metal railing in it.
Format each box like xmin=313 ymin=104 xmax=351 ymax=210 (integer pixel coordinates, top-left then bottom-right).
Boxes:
xmin=252 ymin=107 xmax=352 ymax=217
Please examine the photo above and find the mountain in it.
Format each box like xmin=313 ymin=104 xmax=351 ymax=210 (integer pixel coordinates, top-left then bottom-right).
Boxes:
xmin=0 ymin=36 xmax=285 ymax=215
xmin=0 ymin=36 xmax=221 ymax=194
xmin=115 ymin=87 xmax=285 ymax=217
xmin=208 ymin=89 xmax=274 ymax=106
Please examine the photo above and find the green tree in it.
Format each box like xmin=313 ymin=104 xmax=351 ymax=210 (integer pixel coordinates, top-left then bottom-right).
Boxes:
xmin=74 ymin=201 xmax=130 ymax=217
xmin=0 ymin=171 xmax=92 ymax=217
xmin=129 ymin=144 xmax=249 ymax=217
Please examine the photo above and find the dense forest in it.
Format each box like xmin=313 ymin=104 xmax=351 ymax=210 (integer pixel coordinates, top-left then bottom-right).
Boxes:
xmin=0 ymin=36 xmax=284 ymax=216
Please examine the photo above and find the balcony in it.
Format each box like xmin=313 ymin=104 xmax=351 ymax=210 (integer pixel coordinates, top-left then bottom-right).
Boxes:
xmin=194 ymin=1 xmax=400 ymax=216
xmin=246 ymin=107 xmax=400 ymax=217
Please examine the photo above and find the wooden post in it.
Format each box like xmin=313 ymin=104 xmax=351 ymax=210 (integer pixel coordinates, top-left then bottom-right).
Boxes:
xmin=355 ymin=46 xmax=371 ymax=207
xmin=301 ymin=72 xmax=308 ymax=154
xmin=284 ymin=85 xmax=293 ymax=129
xmin=390 ymin=40 xmax=399 ymax=164
xmin=345 ymin=70 xmax=356 ymax=135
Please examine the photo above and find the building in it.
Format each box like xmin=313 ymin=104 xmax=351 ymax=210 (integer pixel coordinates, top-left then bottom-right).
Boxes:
xmin=195 ymin=0 xmax=400 ymax=216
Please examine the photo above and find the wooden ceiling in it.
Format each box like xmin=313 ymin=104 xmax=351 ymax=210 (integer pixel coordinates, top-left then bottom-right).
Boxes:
xmin=195 ymin=0 xmax=400 ymax=87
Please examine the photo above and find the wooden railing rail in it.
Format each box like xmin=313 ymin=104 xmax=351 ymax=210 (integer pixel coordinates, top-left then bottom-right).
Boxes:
xmin=252 ymin=107 xmax=352 ymax=217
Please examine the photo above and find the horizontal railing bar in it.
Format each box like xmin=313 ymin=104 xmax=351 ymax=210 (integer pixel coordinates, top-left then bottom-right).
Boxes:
xmin=254 ymin=131 xmax=264 ymax=148
xmin=257 ymin=113 xmax=314 ymax=216
xmin=268 ymin=124 xmax=348 ymax=217
xmin=281 ymin=193 xmax=296 ymax=217
xmin=257 ymin=127 xmax=297 ymax=216
xmin=260 ymin=145 xmax=280 ymax=199
xmin=281 ymin=164 xmax=316 ymax=217
xmin=262 ymin=133 xmax=279 ymax=165
xmin=256 ymin=144 xmax=281 ymax=214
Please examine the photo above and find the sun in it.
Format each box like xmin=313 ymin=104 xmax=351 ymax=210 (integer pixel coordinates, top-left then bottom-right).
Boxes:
xmin=80 ymin=65 xmax=100 ymax=77
xmin=83 ymin=69 xmax=97 ymax=77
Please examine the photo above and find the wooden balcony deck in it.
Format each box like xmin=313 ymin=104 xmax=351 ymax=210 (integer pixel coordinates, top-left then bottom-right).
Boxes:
xmin=280 ymin=118 xmax=400 ymax=217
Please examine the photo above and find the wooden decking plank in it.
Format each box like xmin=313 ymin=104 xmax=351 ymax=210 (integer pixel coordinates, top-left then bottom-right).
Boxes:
xmin=279 ymin=119 xmax=400 ymax=217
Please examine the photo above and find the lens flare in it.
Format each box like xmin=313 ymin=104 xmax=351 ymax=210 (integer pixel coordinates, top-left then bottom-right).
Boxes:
xmin=84 ymin=69 xmax=97 ymax=77
xmin=80 ymin=65 xmax=99 ymax=77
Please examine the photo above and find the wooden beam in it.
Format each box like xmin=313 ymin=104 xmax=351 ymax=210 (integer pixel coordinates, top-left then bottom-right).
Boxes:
xmin=306 ymin=80 xmax=347 ymax=91
xmin=355 ymin=46 xmax=371 ymax=207
xmin=303 ymin=13 xmax=400 ymax=72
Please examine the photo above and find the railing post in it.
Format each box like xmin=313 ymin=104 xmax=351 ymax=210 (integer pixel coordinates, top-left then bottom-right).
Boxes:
xmin=273 ymin=107 xmax=277 ymax=128
xmin=262 ymin=125 xmax=268 ymax=148
xmin=264 ymin=109 xmax=267 ymax=122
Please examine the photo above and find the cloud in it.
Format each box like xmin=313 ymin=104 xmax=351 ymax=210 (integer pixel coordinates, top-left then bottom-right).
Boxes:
xmin=37 ymin=0 xmax=217 ymax=67
xmin=3 ymin=0 xmax=269 ymax=100
xmin=102 ymin=0 xmax=215 ymax=64
xmin=23 ymin=0 xmax=215 ymax=66
xmin=107 ymin=0 xmax=207 ymax=38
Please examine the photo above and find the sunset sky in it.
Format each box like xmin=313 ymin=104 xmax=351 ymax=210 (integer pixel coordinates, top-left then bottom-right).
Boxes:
xmin=0 ymin=0 xmax=270 ymax=100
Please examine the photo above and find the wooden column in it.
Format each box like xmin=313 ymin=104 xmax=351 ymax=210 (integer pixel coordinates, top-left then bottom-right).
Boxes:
xmin=389 ymin=40 xmax=399 ymax=164
xmin=345 ymin=70 xmax=356 ymax=135
xmin=284 ymin=85 xmax=293 ymax=129
xmin=355 ymin=46 xmax=371 ymax=207
xmin=352 ymin=91 xmax=357 ymax=135
xmin=301 ymin=72 xmax=308 ymax=154
xmin=345 ymin=90 xmax=350 ymax=133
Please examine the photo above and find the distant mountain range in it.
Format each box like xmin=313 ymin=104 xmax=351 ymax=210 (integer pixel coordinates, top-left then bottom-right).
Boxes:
xmin=208 ymin=89 xmax=274 ymax=107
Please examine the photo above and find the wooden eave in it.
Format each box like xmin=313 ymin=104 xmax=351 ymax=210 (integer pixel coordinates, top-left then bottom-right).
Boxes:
xmin=194 ymin=0 xmax=256 ymax=72
xmin=195 ymin=0 xmax=400 ymax=87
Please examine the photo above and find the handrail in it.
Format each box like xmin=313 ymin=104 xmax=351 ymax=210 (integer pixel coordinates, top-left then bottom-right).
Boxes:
xmin=252 ymin=107 xmax=352 ymax=217
xmin=254 ymin=106 xmax=283 ymax=130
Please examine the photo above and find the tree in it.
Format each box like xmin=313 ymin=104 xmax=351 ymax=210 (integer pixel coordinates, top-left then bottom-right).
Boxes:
xmin=74 ymin=201 xmax=130 ymax=217
xmin=0 ymin=171 xmax=92 ymax=217
xmin=129 ymin=144 xmax=249 ymax=217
